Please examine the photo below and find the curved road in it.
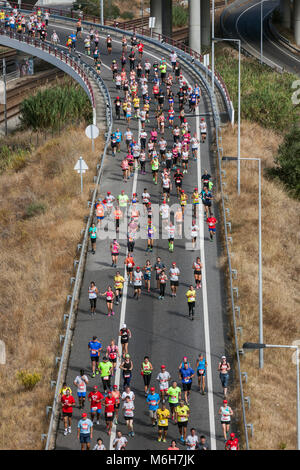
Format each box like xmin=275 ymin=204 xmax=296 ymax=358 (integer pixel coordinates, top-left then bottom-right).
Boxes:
xmin=34 ymin=18 xmax=233 ymax=450
xmin=222 ymin=0 xmax=300 ymax=75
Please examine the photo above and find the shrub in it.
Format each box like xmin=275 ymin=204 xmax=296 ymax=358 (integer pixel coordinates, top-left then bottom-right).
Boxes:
xmin=267 ymin=125 xmax=300 ymax=199
xmin=173 ymin=4 xmax=188 ymax=28
xmin=0 ymin=145 xmax=30 ymax=173
xmin=16 ymin=370 xmax=41 ymax=390
xmin=25 ymin=201 xmax=47 ymax=218
xmin=20 ymin=81 xmax=92 ymax=132
xmin=121 ymin=11 xmax=134 ymax=20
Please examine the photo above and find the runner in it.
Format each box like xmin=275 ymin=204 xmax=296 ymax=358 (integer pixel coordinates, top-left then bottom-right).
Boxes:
xmin=88 ymin=385 xmax=104 ymax=425
xmin=106 ymin=34 xmax=112 ymax=54
xmin=133 ymin=266 xmax=143 ymax=300
xmin=98 ymin=356 xmax=113 ymax=394
xmin=168 ymin=440 xmax=179 ymax=450
xmin=111 ymin=384 xmax=121 ymax=425
xmin=114 ymin=271 xmax=125 ymax=305
xmin=185 ymin=285 xmax=196 ymax=320
xmin=113 ymin=431 xmax=128 ymax=450
xmin=158 ymin=269 xmax=168 ymax=300
xmin=88 ymin=281 xmax=98 ymax=316
xmin=186 ymin=428 xmax=199 ymax=450
xmin=169 ymin=262 xmax=180 ymax=297
xmin=123 ymin=395 xmax=135 ymax=437
xmin=219 ymin=399 xmax=233 ymax=441
xmin=218 ymin=355 xmax=231 ymax=397
xmin=104 ymin=391 xmax=116 ymax=436
xmin=180 ymin=189 xmax=188 ymax=216
xmin=196 ymin=353 xmax=208 ymax=395
xmin=225 ymin=432 xmax=239 ymax=450
xmin=61 ymin=389 xmax=75 ymax=436
xmin=100 ymin=285 xmax=115 ymax=317
xmin=151 ymin=154 xmax=160 ymax=185
xmin=175 ymin=399 xmax=190 ymax=444
xmin=120 ymin=354 xmax=133 ymax=389
xmin=154 ymin=256 xmax=166 ymax=290
xmin=165 ymin=221 xmax=175 ymax=253
xmin=113 ymin=205 xmax=122 ymax=234
xmin=106 ymin=339 xmax=120 ymax=376
xmin=146 ymin=387 xmax=160 ymax=426
xmin=141 ymin=356 xmax=154 ymax=396
xmin=206 ymin=212 xmax=218 ymax=242
xmin=110 ymin=239 xmax=120 ymax=268
xmin=193 ymin=257 xmax=203 ymax=289
xmin=119 ymin=323 xmax=131 ymax=358
xmin=200 ymin=117 xmax=207 ymax=143
xmin=124 ymin=253 xmax=135 ymax=284
xmin=190 ymin=220 xmax=199 ymax=250
xmin=166 ymin=381 xmax=182 ymax=422
xmin=77 ymin=413 xmax=93 ymax=450
xmin=142 ymin=188 xmax=151 ymax=214
xmin=199 ymin=435 xmax=210 ymax=450
xmin=157 ymin=402 xmax=170 ymax=443
xmin=147 ymin=221 xmax=156 ymax=252
xmin=89 ymin=222 xmax=97 ymax=254
xmin=202 ymin=186 xmax=213 ymax=219
xmin=156 ymin=365 xmax=171 ymax=401
xmin=93 ymin=438 xmax=106 ymax=450
xmin=73 ymin=369 xmax=89 ymax=409
xmin=178 ymin=362 xmax=195 ymax=404
xmin=88 ymin=336 xmax=102 ymax=378
xmin=173 ymin=168 xmax=184 ymax=197
xmin=143 ymin=260 xmax=152 ymax=293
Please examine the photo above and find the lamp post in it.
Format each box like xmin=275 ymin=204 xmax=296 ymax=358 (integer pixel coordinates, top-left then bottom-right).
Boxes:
xmin=261 ymin=0 xmax=264 ymax=64
xmin=213 ymin=38 xmax=241 ymax=194
xmin=243 ymin=342 xmax=300 ymax=450
xmin=100 ymin=0 xmax=104 ymax=25
xmin=223 ymin=157 xmax=263 ymax=368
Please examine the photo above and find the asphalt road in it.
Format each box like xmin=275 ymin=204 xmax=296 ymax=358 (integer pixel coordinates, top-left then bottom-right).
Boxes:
xmin=46 ymin=20 xmax=233 ymax=451
xmin=222 ymin=0 xmax=300 ymax=75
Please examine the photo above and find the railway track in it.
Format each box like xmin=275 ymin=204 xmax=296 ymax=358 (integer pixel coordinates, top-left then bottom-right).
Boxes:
xmin=0 ymin=68 xmax=65 ymax=124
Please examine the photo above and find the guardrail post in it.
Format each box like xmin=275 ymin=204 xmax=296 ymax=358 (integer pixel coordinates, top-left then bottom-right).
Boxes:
xmin=247 ymin=423 xmax=254 ymax=437
xmin=239 ymin=348 xmax=244 ymax=356
xmin=41 ymin=434 xmax=47 ymax=442
xmin=74 ymin=260 xmax=79 ymax=269
xmin=46 ymin=406 xmax=52 ymax=417
xmin=50 ymin=380 xmax=56 ymax=389
xmin=226 ymin=222 xmax=231 ymax=232
xmin=233 ymin=287 xmax=238 ymax=298
xmin=221 ymin=169 xmax=226 ymax=177
xmin=63 ymin=314 xmax=69 ymax=323
xmin=244 ymin=396 xmax=251 ymax=410
xmin=70 ymin=277 xmax=75 ymax=285
xmin=59 ymin=335 xmax=65 ymax=344
xmin=236 ymin=326 xmax=243 ymax=337
xmin=77 ymin=243 xmax=82 ymax=251
xmin=67 ymin=294 xmax=72 ymax=303
xmin=228 ymin=236 xmax=232 ymax=244
xmin=232 ymin=269 xmax=237 ymax=279
xmin=225 ymin=208 xmax=230 ymax=216
xmin=55 ymin=356 xmax=61 ymax=366
xmin=234 ymin=306 xmax=240 ymax=319
xmin=242 ymin=372 xmax=248 ymax=384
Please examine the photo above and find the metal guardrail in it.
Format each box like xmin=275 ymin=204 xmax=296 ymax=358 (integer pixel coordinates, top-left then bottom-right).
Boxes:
xmin=267 ymin=15 xmax=300 ymax=54
xmin=1 ymin=8 xmax=248 ymax=448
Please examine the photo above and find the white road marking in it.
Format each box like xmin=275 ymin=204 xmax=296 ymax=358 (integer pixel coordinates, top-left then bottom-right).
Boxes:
xmin=196 ymin=110 xmax=217 ymax=450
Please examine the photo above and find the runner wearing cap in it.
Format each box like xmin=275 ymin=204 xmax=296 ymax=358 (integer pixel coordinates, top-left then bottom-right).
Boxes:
xmin=156 ymin=365 xmax=171 ymax=401
xmin=225 ymin=432 xmax=239 ymax=450
xmin=119 ymin=324 xmax=131 ymax=358
xmin=88 ymin=385 xmax=104 ymax=425
xmin=111 ymin=385 xmax=121 ymax=424
xmin=141 ymin=356 xmax=153 ymax=396
xmin=146 ymin=387 xmax=160 ymax=426
xmin=133 ymin=266 xmax=142 ymax=300
xmin=77 ymin=413 xmax=93 ymax=450
xmin=169 ymin=262 xmax=180 ymax=297
xmin=219 ymin=399 xmax=233 ymax=441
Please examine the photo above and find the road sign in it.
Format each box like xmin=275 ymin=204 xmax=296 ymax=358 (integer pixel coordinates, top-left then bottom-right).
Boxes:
xmin=148 ymin=17 xmax=156 ymax=29
xmin=74 ymin=156 xmax=88 ymax=192
xmin=85 ymin=124 xmax=99 ymax=140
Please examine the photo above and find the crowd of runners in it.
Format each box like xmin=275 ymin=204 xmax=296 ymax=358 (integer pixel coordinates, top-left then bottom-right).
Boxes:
xmin=3 ymin=5 xmax=238 ymax=451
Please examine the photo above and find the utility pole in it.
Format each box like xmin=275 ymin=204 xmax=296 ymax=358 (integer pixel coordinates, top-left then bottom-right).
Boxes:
xmin=3 ymin=58 xmax=7 ymax=136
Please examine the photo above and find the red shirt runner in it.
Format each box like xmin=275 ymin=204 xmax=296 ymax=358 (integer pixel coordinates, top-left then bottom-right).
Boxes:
xmin=207 ymin=217 xmax=217 ymax=229
xmin=61 ymin=395 xmax=75 ymax=413
xmin=226 ymin=438 xmax=239 ymax=450
xmin=104 ymin=396 xmax=116 ymax=416
xmin=88 ymin=391 xmax=104 ymax=410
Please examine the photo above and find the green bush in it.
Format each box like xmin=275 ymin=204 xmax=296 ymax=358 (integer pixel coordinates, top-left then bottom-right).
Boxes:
xmin=267 ymin=125 xmax=300 ymax=199
xmin=121 ymin=11 xmax=134 ymax=20
xmin=25 ymin=201 xmax=47 ymax=218
xmin=173 ymin=4 xmax=188 ymax=28
xmin=215 ymin=46 xmax=298 ymax=132
xmin=16 ymin=370 xmax=41 ymax=390
xmin=0 ymin=145 xmax=30 ymax=173
xmin=20 ymin=81 xmax=92 ymax=132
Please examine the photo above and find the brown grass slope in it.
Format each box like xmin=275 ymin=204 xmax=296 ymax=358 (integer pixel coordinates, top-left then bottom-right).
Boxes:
xmin=221 ymin=121 xmax=299 ymax=450
xmin=0 ymin=127 xmax=103 ymax=449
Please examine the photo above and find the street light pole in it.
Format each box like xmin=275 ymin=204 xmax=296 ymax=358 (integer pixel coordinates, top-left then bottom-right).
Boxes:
xmin=260 ymin=0 xmax=263 ymax=64
xmin=213 ymin=38 xmax=241 ymax=194
xmin=223 ymin=157 xmax=263 ymax=367
xmin=243 ymin=342 xmax=300 ymax=449
xmin=100 ymin=0 xmax=104 ymax=25
xmin=211 ymin=0 xmax=215 ymax=96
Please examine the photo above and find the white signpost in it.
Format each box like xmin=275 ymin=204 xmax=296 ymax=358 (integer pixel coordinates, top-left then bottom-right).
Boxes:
xmin=203 ymin=53 xmax=210 ymax=81
xmin=85 ymin=124 xmax=99 ymax=152
xmin=149 ymin=16 xmax=156 ymax=37
xmin=74 ymin=156 xmax=89 ymax=193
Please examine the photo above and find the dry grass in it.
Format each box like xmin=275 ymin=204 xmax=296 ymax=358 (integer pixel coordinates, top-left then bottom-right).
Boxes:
xmin=221 ymin=120 xmax=300 ymax=449
xmin=0 ymin=126 xmax=103 ymax=449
